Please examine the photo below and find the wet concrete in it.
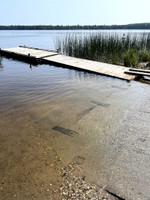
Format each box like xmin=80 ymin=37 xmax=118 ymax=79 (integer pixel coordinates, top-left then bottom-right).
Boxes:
xmin=53 ymin=83 xmax=150 ymax=200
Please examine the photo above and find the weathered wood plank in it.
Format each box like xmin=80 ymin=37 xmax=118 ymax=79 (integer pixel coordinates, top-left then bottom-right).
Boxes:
xmin=129 ymin=68 xmax=150 ymax=74
xmin=0 ymin=46 xmax=136 ymax=81
xmin=3 ymin=47 xmax=59 ymax=58
xmin=19 ymin=45 xmax=58 ymax=53
xmin=44 ymin=54 xmax=135 ymax=80
xmin=125 ymin=71 xmax=150 ymax=77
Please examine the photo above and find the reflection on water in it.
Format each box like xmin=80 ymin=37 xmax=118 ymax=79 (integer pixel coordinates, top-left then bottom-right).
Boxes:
xmin=0 ymin=57 xmax=3 ymax=69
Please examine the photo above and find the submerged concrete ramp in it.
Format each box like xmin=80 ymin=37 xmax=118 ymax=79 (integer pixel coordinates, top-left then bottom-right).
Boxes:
xmin=0 ymin=46 xmax=136 ymax=81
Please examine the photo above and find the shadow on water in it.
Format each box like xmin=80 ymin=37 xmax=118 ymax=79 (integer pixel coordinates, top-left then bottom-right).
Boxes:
xmin=0 ymin=57 xmax=4 ymax=69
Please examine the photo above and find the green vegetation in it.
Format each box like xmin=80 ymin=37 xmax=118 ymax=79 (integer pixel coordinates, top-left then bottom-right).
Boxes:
xmin=138 ymin=50 xmax=150 ymax=62
xmin=0 ymin=23 xmax=150 ymax=30
xmin=123 ymin=49 xmax=139 ymax=67
xmin=56 ymin=32 xmax=150 ymax=68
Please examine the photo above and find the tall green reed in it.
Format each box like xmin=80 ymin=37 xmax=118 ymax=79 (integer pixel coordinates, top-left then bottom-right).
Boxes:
xmin=55 ymin=32 xmax=150 ymax=67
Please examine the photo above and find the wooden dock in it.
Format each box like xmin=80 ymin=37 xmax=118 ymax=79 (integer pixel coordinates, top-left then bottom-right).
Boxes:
xmin=0 ymin=46 xmax=141 ymax=81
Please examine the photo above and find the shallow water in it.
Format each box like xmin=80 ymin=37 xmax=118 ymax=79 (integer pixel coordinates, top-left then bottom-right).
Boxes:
xmin=0 ymin=56 xmax=146 ymax=156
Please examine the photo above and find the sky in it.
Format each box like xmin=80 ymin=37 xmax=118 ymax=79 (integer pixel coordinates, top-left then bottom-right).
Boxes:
xmin=0 ymin=0 xmax=150 ymax=25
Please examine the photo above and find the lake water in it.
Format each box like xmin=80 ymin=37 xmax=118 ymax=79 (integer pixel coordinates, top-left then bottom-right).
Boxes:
xmin=0 ymin=30 xmax=149 ymax=199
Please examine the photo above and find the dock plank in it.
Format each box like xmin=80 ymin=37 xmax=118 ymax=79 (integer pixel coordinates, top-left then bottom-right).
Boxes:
xmin=3 ymin=47 xmax=59 ymax=58
xmin=0 ymin=46 xmax=136 ymax=81
xmin=44 ymin=54 xmax=135 ymax=80
xmin=129 ymin=68 xmax=150 ymax=74
xmin=125 ymin=70 xmax=150 ymax=77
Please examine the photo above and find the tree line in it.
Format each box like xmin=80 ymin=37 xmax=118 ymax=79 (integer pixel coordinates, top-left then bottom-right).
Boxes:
xmin=0 ymin=23 xmax=150 ymax=30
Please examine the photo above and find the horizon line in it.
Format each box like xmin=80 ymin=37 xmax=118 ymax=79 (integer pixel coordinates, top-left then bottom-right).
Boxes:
xmin=0 ymin=22 xmax=150 ymax=26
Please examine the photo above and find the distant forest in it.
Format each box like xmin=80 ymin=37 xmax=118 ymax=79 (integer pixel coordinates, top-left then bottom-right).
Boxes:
xmin=0 ymin=23 xmax=150 ymax=30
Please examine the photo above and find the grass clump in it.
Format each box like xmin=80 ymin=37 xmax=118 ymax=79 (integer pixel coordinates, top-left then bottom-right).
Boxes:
xmin=138 ymin=50 xmax=150 ymax=62
xmin=124 ymin=49 xmax=139 ymax=68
